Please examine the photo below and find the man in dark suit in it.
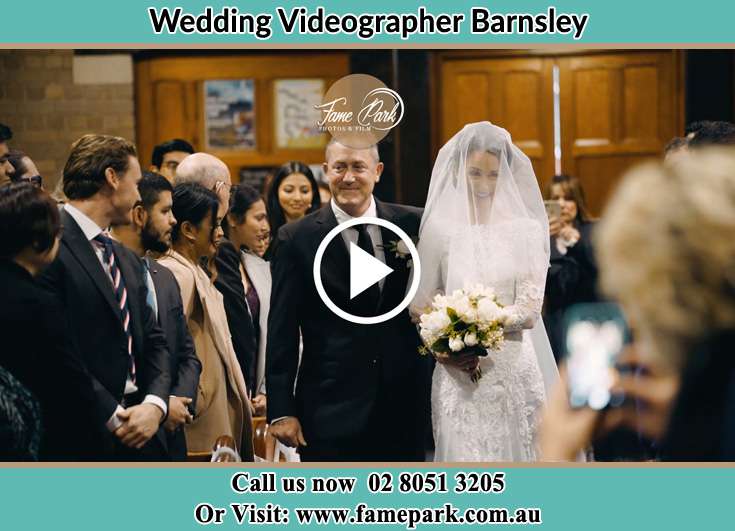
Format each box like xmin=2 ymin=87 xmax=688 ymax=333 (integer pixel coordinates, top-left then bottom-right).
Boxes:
xmin=38 ymin=135 xmax=171 ymax=460
xmin=266 ymin=139 xmax=429 ymax=462
xmin=112 ymin=172 xmax=201 ymax=460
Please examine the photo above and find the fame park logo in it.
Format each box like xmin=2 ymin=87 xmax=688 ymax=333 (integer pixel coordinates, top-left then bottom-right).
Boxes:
xmin=315 ymin=73 xmax=404 ymax=148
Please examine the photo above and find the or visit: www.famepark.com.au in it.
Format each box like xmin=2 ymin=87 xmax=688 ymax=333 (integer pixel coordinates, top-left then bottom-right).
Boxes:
xmin=225 ymin=502 xmax=542 ymax=527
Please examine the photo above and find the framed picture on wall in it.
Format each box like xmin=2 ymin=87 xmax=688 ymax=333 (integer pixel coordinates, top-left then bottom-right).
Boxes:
xmin=274 ymin=79 xmax=327 ymax=149
xmin=204 ymin=79 xmax=256 ymax=150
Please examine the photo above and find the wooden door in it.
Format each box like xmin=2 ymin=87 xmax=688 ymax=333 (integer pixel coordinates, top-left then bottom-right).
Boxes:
xmin=558 ymin=51 xmax=683 ymax=215
xmin=438 ymin=55 xmax=556 ymax=186
xmin=135 ymin=53 xmax=350 ymax=180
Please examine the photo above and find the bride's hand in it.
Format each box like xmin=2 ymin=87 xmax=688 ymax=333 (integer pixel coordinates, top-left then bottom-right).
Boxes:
xmin=434 ymin=350 xmax=479 ymax=372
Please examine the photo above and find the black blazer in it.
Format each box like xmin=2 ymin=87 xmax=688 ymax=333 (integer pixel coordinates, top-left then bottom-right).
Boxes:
xmin=214 ymin=240 xmax=259 ymax=392
xmin=37 ymin=209 xmax=171 ymax=458
xmin=266 ymin=200 xmax=429 ymax=452
xmin=148 ymin=258 xmax=201 ymax=460
xmin=0 ymin=260 xmax=98 ymax=460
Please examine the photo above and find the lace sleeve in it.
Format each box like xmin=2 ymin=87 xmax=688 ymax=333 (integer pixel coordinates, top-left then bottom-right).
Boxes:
xmin=500 ymin=220 xmax=547 ymax=332
xmin=501 ymin=279 xmax=543 ymax=332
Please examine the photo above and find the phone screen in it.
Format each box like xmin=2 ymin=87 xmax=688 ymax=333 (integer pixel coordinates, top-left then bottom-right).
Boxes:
xmin=544 ymin=200 xmax=561 ymax=219
xmin=563 ymin=303 xmax=629 ymax=410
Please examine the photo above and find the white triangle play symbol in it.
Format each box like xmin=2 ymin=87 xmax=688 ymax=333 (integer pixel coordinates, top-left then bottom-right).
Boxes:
xmin=349 ymin=241 xmax=393 ymax=300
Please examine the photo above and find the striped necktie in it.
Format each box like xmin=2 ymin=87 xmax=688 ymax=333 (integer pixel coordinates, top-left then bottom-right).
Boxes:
xmin=93 ymin=232 xmax=136 ymax=384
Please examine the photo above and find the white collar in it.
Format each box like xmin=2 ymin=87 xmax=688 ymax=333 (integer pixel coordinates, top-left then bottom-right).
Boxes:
xmin=330 ymin=196 xmax=377 ymax=224
xmin=64 ymin=203 xmax=105 ymax=241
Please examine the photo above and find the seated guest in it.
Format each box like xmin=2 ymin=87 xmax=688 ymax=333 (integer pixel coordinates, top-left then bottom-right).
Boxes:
xmin=38 ymin=134 xmax=171 ymax=461
xmin=111 ymin=172 xmax=202 ymax=461
xmin=8 ymin=150 xmax=42 ymax=188
xmin=0 ymin=123 xmax=14 ymax=187
xmin=264 ymin=161 xmax=321 ymax=258
xmin=544 ymin=174 xmax=598 ymax=360
xmin=215 ymin=184 xmax=272 ymax=416
xmin=159 ymin=183 xmax=254 ymax=460
xmin=150 ymin=139 xmax=194 ymax=183
xmin=540 ymin=149 xmax=735 ymax=461
xmin=0 ymin=182 xmax=97 ymax=460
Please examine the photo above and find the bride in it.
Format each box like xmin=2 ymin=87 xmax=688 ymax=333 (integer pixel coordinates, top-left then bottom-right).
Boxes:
xmin=413 ymin=122 xmax=558 ymax=461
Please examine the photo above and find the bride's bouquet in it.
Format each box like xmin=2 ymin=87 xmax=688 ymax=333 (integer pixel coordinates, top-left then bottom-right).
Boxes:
xmin=418 ymin=285 xmax=506 ymax=382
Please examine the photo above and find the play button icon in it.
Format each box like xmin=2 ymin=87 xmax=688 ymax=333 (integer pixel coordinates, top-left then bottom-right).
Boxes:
xmin=313 ymin=216 xmax=422 ymax=325
xmin=349 ymin=241 xmax=393 ymax=299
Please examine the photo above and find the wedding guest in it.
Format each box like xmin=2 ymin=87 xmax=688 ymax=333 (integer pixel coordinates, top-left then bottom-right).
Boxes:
xmin=111 ymin=172 xmax=202 ymax=460
xmin=38 ymin=134 xmax=171 ymax=461
xmin=150 ymin=139 xmax=194 ymax=183
xmin=688 ymin=120 xmax=735 ymax=147
xmin=543 ymin=174 xmax=598 ymax=360
xmin=159 ymin=183 xmax=254 ymax=460
xmin=8 ymin=150 xmax=42 ymax=187
xmin=540 ymin=149 xmax=735 ymax=461
xmin=215 ymin=184 xmax=271 ymax=416
xmin=0 ymin=123 xmax=14 ymax=187
xmin=264 ymin=161 xmax=320 ymax=259
xmin=0 ymin=182 xmax=96 ymax=460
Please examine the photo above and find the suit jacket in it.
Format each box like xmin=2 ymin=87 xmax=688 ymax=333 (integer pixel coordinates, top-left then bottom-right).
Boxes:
xmin=159 ymin=250 xmax=254 ymax=460
xmin=266 ymin=200 xmax=429 ymax=452
xmin=148 ymin=259 xmax=202 ymax=460
xmin=37 ymin=209 xmax=172 ymax=459
xmin=0 ymin=260 xmax=97 ymax=460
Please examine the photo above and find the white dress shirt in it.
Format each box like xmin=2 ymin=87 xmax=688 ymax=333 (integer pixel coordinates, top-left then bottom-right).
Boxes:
xmin=64 ymin=204 xmax=167 ymax=431
xmin=331 ymin=195 xmax=387 ymax=289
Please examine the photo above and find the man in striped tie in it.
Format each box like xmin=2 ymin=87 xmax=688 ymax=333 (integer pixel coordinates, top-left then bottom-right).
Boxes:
xmin=39 ymin=135 xmax=172 ymax=460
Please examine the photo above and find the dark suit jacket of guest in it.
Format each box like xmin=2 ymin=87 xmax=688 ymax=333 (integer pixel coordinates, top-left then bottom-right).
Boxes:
xmin=266 ymin=200 xmax=430 ymax=458
xmin=0 ymin=260 xmax=98 ymax=460
xmin=37 ymin=209 xmax=171 ymax=459
xmin=148 ymin=258 xmax=202 ymax=461
xmin=214 ymin=240 xmax=259 ymax=392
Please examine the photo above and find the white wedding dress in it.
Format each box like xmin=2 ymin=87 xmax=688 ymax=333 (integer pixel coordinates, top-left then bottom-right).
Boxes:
xmin=414 ymin=122 xmax=559 ymax=462
xmin=430 ymin=222 xmax=547 ymax=461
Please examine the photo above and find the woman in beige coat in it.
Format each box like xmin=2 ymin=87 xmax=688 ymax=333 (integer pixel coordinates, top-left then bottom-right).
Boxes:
xmin=159 ymin=183 xmax=253 ymax=460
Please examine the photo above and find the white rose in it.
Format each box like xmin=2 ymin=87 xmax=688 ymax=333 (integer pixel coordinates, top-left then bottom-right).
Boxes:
xmin=420 ymin=328 xmax=435 ymax=345
xmin=452 ymin=296 xmax=475 ymax=322
xmin=395 ymin=240 xmax=410 ymax=255
xmin=449 ymin=336 xmax=465 ymax=352
xmin=477 ymin=298 xmax=501 ymax=323
xmin=421 ymin=310 xmax=450 ymax=333
xmin=464 ymin=332 xmax=478 ymax=347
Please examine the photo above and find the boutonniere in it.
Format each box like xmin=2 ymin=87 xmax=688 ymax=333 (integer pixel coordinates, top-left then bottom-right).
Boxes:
xmin=381 ymin=238 xmax=418 ymax=268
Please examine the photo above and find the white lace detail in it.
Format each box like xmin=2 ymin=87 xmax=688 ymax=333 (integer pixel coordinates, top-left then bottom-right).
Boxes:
xmin=432 ymin=221 xmax=547 ymax=462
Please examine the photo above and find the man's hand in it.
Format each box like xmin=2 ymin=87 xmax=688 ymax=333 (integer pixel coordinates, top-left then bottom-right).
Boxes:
xmin=268 ymin=417 xmax=306 ymax=449
xmin=434 ymin=350 xmax=479 ymax=373
xmin=164 ymin=396 xmax=193 ymax=432
xmin=252 ymin=394 xmax=267 ymax=417
xmin=114 ymin=403 xmax=164 ymax=449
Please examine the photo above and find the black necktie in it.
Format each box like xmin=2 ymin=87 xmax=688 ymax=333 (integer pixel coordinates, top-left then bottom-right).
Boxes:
xmin=353 ymin=224 xmax=381 ymax=313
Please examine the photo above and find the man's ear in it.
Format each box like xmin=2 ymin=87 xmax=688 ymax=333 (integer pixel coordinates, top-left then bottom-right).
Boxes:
xmin=374 ymin=161 xmax=384 ymax=183
xmin=131 ymin=204 xmax=147 ymax=230
xmin=104 ymin=167 xmax=119 ymax=190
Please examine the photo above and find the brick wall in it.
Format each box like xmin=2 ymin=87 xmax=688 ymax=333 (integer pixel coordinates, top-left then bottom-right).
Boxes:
xmin=0 ymin=50 xmax=135 ymax=191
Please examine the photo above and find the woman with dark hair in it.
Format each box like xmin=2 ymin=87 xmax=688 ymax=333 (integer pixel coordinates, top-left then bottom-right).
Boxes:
xmin=543 ymin=174 xmax=599 ymax=361
xmin=215 ymin=184 xmax=272 ymax=416
xmin=264 ymin=161 xmax=320 ymax=258
xmin=159 ymin=183 xmax=254 ymax=461
xmin=0 ymin=182 xmax=96 ymax=460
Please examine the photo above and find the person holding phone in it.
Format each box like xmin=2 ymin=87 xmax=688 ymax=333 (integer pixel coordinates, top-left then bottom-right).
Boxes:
xmin=543 ymin=174 xmax=599 ymax=360
xmin=540 ymin=150 xmax=735 ymax=461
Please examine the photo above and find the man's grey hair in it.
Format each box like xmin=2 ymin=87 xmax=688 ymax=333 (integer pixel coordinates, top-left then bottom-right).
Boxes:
xmin=174 ymin=152 xmax=231 ymax=188
xmin=325 ymin=138 xmax=380 ymax=164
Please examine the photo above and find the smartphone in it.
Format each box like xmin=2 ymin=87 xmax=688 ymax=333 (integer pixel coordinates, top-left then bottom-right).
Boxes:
xmin=563 ymin=303 xmax=630 ymax=410
xmin=544 ymin=200 xmax=561 ymax=219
